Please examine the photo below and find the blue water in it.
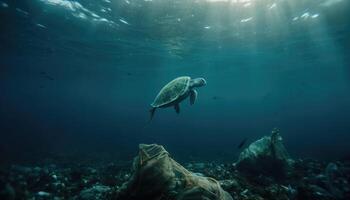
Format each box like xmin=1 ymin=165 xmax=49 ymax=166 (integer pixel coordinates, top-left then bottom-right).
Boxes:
xmin=1 ymin=0 xmax=350 ymax=164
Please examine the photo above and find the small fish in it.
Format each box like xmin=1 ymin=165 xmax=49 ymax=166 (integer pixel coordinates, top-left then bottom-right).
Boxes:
xmin=40 ymin=72 xmax=54 ymax=80
xmin=36 ymin=24 xmax=46 ymax=29
xmin=1 ymin=2 xmax=8 ymax=8
xmin=45 ymin=75 xmax=54 ymax=80
xmin=212 ymin=96 xmax=219 ymax=100
xmin=119 ymin=18 xmax=129 ymax=25
xmin=238 ymin=138 xmax=248 ymax=149
xmin=16 ymin=8 xmax=29 ymax=16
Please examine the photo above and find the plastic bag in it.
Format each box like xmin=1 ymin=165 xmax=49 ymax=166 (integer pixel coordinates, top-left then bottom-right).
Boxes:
xmin=117 ymin=144 xmax=232 ymax=200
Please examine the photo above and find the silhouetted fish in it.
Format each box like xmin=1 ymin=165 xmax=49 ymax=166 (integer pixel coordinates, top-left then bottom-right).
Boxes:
xmin=238 ymin=138 xmax=248 ymax=149
xmin=45 ymin=75 xmax=54 ymax=80
xmin=40 ymin=72 xmax=55 ymax=80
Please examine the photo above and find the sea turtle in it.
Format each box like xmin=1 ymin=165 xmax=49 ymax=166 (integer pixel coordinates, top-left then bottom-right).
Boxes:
xmin=150 ymin=76 xmax=207 ymax=120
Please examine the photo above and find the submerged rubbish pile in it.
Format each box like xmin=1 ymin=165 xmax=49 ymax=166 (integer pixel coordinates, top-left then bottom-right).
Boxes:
xmin=1 ymin=129 xmax=350 ymax=200
xmin=236 ymin=128 xmax=294 ymax=180
xmin=116 ymin=144 xmax=232 ymax=200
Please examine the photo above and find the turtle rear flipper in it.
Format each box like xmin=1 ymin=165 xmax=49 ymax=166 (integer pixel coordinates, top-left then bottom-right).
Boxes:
xmin=174 ymin=104 xmax=180 ymax=114
xmin=150 ymin=107 xmax=156 ymax=120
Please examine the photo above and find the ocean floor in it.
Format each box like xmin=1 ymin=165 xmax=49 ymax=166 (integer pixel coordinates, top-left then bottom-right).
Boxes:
xmin=0 ymin=158 xmax=349 ymax=200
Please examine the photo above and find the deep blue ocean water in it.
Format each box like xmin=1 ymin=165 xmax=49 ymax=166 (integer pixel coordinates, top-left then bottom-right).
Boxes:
xmin=1 ymin=0 xmax=350 ymax=164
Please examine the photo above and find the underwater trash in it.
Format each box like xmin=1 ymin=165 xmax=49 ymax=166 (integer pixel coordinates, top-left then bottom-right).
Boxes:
xmin=325 ymin=162 xmax=344 ymax=199
xmin=281 ymin=184 xmax=297 ymax=200
xmin=149 ymin=76 xmax=207 ymax=120
xmin=236 ymin=128 xmax=294 ymax=180
xmin=79 ymin=184 xmax=111 ymax=200
xmin=116 ymin=144 xmax=232 ymax=200
xmin=1 ymin=158 xmax=350 ymax=199
xmin=0 ymin=183 xmax=15 ymax=200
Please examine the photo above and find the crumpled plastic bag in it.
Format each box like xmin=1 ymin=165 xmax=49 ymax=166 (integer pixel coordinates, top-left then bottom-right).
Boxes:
xmin=116 ymin=144 xmax=233 ymax=200
xmin=236 ymin=128 xmax=294 ymax=179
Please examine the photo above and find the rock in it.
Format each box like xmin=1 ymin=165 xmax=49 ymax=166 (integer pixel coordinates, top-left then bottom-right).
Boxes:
xmin=219 ymin=179 xmax=240 ymax=191
xmin=52 ymin=174 xmax=58 ymax=180
xmin=281 ymin=185 xmax=297 ymax=200
xmin=35 ymin=191 xmax=51 ymax=200
xmin=192 ymin=163 xmax=206 ymax=170
xmin=0 ymin=183 xmax=16 ymax=200
xmin=308 ymin=184 xmax=334 ymax=200
xmin=236 ymin=128 xmax=293 ymax=180
xmin=78 ymin=185 xmax=111 ymax=200
xmin=324 ymin=162 xmax=344 ymax=199
xmin=37 ymin=191 xmax=51 ymax=197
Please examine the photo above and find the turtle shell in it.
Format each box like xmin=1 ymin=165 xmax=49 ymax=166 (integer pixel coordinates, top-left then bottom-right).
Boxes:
xmin=151 ymin=76 xmax=191 ymax=107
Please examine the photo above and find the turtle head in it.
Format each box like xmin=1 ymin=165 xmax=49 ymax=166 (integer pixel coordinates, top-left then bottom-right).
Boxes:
xmin=191 ymin=78 xmax=207 ymax=88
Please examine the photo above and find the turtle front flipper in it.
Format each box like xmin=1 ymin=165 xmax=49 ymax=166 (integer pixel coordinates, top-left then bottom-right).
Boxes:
xmin=174 ymin=104 xmax=180 ymax=114
xmin=190 ymin=89 xmax=198 ymax=105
